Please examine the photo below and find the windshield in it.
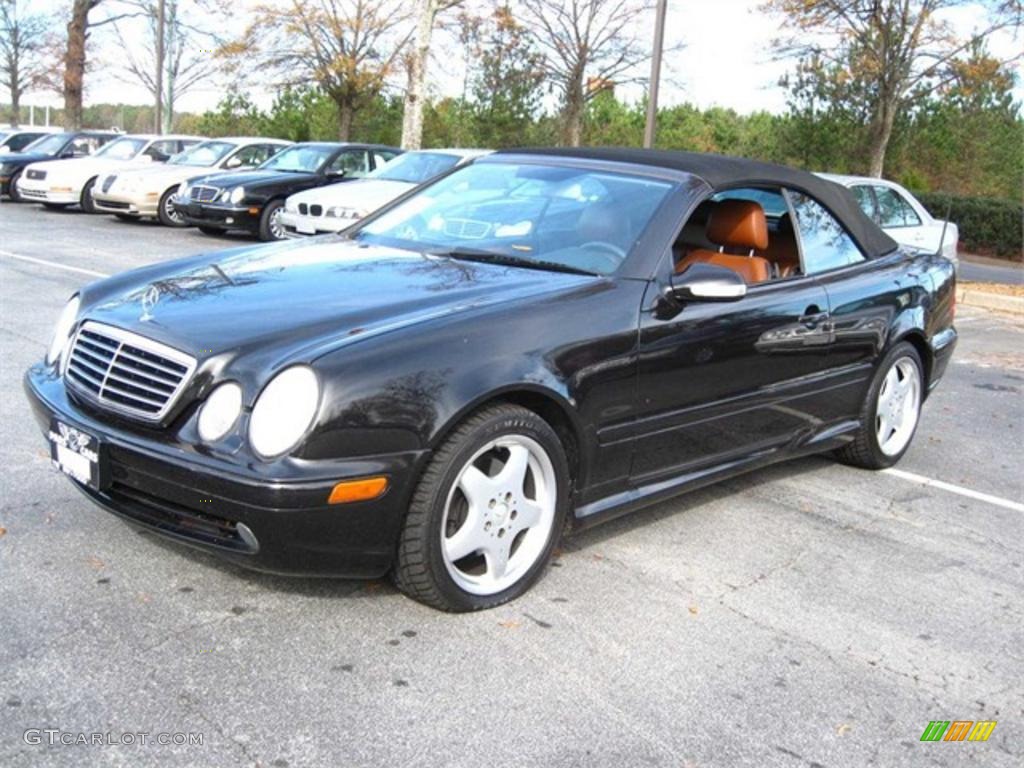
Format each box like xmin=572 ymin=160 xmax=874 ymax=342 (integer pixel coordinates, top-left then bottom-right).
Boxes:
xmin=370 ymin=152 xmax=463 ymax=184
xmin=259 ymin=144 xmax=336 ymax=173
xmin=169 ymin=140 xmax=235 ymax=167
xmin=95 ymin=137 xmax=146 ymax=160
xmin=354 ymin=162 xmax=674 ymax=276
xmin=22 ymin=133 xmax=71 ymax=154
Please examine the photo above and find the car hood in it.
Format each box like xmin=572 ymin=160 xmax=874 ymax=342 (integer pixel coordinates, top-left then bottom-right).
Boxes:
xmin=288 ymin=179 xmax=412 ymax=210
xmin=83 ymin=238 xmax=593 ymax=368
xmin=0 ymin=150 xmax=53 ymax=165
xmin=193 ymin=169 xmax=314 ymax=190
xmin=26 ymin=156 xmax=143 ymax=178
xmin=111 ymin=163 xmax=214 ymax=187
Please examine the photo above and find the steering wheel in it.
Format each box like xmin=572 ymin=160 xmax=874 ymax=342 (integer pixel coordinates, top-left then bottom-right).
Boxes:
xmin=579 ymin=241 xmax=626 ymax=272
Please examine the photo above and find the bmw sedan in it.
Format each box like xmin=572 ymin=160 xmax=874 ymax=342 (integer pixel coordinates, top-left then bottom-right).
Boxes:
xmin=25 ymin=148 xmax=956 ymax=611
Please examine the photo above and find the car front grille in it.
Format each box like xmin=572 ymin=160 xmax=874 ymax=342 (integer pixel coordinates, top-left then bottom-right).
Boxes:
xmin=21 ymin=188 xmax=47 ymax=199
xmin=101 ymin=175 xmax=117 ymax=193
xmin=64 ymin=322 xmax=196 ymax=421
xmin=190 ymin=185 xmax=219 ymax=203
xmin=297 ymin=203 xmax=324 ymax=217
xmin=27 ymin=169 xmax=46 ymax=180
xmin=98 ymin=200 xmax=130 ymax=210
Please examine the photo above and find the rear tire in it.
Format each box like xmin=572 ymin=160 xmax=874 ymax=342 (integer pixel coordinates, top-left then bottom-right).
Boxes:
xmin=80 ymin=177 xmax=98 ymax=213
xmin=394 ymin=404 xmax=570 ymax=612
xmin=198 ymin=225 xmax=224 ymax=236
xmin=258 ymin=199 xmax=285 ymax=241
xmin=157 ymin=187 xmax=186 ymax=227
xmin=834 ymin=341 xmax=924 ymax=470
xmin=7 ymin=170 xmax=24 ymax=201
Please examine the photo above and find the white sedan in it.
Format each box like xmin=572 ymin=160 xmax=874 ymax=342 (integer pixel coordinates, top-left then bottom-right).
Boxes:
xmin=16 ymin=134 xmax=203 ymax=212
xmin=818 ymin=174 xmax=959 ymax=264
xmin=280 ymin=148 xmax=491 ymax=237
xmin=91 ymin=137 xmax=291 ymax=226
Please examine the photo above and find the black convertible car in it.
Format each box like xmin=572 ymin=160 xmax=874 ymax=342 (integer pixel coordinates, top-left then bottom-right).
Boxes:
xmin=0 ymin=130 xmax=119 ymax=200
xmin=171 ymin=141 xmax=401 ymax=241
xmin=26 ymin=148 xmax=956 ymax=611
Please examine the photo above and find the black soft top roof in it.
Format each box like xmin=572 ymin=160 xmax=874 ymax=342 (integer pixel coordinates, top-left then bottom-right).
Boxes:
xmin=499 ymin=146 xmax=899 ymax=258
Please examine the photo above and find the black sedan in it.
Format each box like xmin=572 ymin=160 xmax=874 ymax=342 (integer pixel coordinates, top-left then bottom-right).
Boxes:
xmin=0 ymin=130 xmax=119 ymax=200
xmin=25 ymin=148 xmax=956 ymax=611
xmin=171 ymin=142 xmax=402 ymax=241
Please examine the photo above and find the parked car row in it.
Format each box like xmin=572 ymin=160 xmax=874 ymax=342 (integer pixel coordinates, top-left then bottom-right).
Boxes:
xmin=1 ymin=131 xmax=959 ymax=261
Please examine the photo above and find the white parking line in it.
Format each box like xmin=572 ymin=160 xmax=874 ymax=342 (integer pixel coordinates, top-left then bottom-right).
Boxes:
xmin=883 ymin=467 xmax=1024 ymax=512
xmin=0 ymin=250 xmax=110 ymax=278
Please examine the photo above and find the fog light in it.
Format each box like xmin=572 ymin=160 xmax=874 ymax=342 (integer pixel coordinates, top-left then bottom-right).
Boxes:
xmin=328 ymin=477 xmax=389 ymax=505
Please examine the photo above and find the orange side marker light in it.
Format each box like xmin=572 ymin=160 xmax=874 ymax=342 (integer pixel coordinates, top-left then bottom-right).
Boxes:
xmin=328 ymin=476 xmax=389 ymax=505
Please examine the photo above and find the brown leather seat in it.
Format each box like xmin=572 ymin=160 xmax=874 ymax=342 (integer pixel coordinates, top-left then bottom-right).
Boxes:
xmin=675 ymin=199 xmax=772 ymax=284
xmin=763 ymin=212 xmax=801 ymax=277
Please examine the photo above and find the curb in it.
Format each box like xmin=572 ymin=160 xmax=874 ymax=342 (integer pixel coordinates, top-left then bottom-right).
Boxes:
xmin=957 ymin=287 xmax=1024 ymax=316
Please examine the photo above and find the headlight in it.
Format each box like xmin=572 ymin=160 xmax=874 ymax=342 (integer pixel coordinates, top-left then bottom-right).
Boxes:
xmin=326 ymin=206 xmax=366 ymax=219
xmin=249 ymin=366 xmax=319 ymax=458
xmin=197 ymin=382 xmax=243 ymax=442
xmin=229 ymin=186 xmax=245 ymax=204
xmin=47 ymin=295 xmax=80 ymax=365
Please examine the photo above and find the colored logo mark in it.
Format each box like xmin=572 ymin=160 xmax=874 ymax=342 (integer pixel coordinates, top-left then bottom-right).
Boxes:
xmin=920 ymin=720 xmax=997 ymax=742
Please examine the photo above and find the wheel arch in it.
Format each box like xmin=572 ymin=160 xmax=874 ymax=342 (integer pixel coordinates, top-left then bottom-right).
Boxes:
xmin=891 ymin=329 xmax=933 ymax=395
xmin=429 ymin=384 xmax=586 ymax=491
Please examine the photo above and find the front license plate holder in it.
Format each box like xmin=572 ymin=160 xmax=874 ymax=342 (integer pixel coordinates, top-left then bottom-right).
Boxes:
xmin=48 ymin=419 xmax=107 ymax=491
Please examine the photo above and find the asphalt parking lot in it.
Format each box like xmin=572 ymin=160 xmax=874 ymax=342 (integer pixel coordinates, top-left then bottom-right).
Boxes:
xmin=1 ymin=201 xmax=1022 ymax=768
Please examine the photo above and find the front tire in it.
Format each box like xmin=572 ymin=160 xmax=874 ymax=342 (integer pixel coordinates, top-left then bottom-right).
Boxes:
xmin=835 ymin=341 xmax=924 ymax=469
xmin=394 ymin=404 xmax=570 ymax=612
xmin=258 ymin=199 xmax=285 ymax=241
xmin=8 ymin=170 xmax=24 ymax=201
xmin=157 ymin=187 xmax=186 ymax=227
xmin=80 ymin=177 xmax=98 ymax=213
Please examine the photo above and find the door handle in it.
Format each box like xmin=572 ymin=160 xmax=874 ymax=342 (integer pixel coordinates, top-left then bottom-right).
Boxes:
xmin=799 ymin=309 xmax=829 ymax=328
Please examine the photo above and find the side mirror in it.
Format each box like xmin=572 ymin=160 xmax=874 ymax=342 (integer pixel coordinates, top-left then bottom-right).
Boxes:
xmin=327 ymin=168 xmax=347 ymax=179
xmin=669 ymin=263 xmax=747 ymax=302
xmin=224 ymin=156 xmax=243 ymax=169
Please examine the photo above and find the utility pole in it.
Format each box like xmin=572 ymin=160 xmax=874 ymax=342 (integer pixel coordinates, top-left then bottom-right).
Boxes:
xmin=643 ymin=0 xmax=668 ymax=149
xmin=154 ymin=0 xmax=166 ymax=134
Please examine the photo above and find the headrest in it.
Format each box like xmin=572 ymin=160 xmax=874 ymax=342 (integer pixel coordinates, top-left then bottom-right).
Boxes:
xmin=707 ymin=199 xmax=768 ymax=251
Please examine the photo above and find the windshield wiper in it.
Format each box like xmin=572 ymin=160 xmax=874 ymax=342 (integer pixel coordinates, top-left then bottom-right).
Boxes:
xmin=427 ymin=247 xmax=598 ymax=277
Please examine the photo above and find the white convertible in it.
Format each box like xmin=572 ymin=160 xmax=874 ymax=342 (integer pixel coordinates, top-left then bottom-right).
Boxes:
xmin=16 ymin=134 xmax=203 ymax=212
xmin=280 ymin=148 xmax=491 ymax=237
xmin=818 ymin=174 xmax=959 ymax=264
xmin=92 ymin=137 xmax=291 ymax=226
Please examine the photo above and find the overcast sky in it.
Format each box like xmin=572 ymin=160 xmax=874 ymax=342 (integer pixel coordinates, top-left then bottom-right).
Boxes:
xmin=18 ymin=0 xmax=1023 ymax=122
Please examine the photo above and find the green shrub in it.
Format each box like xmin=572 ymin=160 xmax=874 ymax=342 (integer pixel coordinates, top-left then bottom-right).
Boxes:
xmin=915 ymin=192 xmax=1022 ymax=260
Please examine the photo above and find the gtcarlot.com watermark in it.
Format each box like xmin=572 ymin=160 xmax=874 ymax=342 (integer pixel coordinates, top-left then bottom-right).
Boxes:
xmin=24 ymin=729 xmax=203 ymax=747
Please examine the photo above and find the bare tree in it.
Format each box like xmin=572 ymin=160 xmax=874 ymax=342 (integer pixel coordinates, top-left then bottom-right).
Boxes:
xmin=225 ymin=0 xmax=413 ymax=141
xmin=764 ymin=0 xmax=1023 ymax=177
xmin=0 ymin=0 xmax=50 ymax=126
xmin=521 ymin=0 xmax=656 ymax=146
xmin=111 ymin=0 xmax=224 ymax=132
xmin=62 ymin=0 xmax=144 ymax=130
xmin=400 ymin=0 xmax=464 ymax=149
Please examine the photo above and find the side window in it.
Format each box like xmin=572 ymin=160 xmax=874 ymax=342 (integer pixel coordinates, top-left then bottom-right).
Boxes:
xmin=373 ymin=150 xmax=400 ymax=168
xmin=144 ymin=140 xmax=179 ymax=161
xmin=850 ymin=185 xmax=878 ymax=223
xmin=788 ymin=191 xmax=865 ymax=273
xmin=230 ymin=145 xmax=269 ymax=168
xmin=328 ymin=150 xmax=370 ymax=178
xmin=873 ymin=187 xmax=922 ymax=228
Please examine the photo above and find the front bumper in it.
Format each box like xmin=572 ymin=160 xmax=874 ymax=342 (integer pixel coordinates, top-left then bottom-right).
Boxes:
xmin=93 ymin=190 xmax=159 ymax=217
xmin=24 ymin=364 xmax=425 ymax=578
xmin=17 ymin=179 xmax=81 ymax=204
xmin=172 ymin=198 xmax=261 ymax=233
xmin=279 ymin=210 xmax=350 ymax=238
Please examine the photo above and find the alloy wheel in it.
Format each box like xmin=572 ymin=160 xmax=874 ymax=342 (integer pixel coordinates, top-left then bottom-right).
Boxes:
xmin=875 ymin=356 xmax=921 ymax=456
xmin=440 ymin=435 xmax=557 ymax=595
